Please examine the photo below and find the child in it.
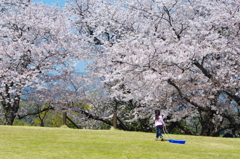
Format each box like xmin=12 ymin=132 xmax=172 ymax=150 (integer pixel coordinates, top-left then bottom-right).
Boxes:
xmin=154 ymin=110 xmax=166 ymax=141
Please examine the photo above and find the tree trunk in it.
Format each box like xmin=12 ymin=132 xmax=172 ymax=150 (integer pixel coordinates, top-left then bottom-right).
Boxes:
xmin=1 ymin=84 xmax=20 ymax=125
xmin=2 ymin=103 xmax=19 ymax=125
xmin=199 ymin=110 xmax=215 ymax=136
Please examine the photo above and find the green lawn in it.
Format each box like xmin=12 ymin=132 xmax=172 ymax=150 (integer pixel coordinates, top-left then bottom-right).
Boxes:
xmin=0 ymin=126 xmax=239 ymax=159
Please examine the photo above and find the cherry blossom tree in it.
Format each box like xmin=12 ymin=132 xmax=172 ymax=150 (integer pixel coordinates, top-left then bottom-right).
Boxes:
xmin=68 ymin=0 xmax=239 ymax=135
xmin=0 ymin=0 xmax=83 ymax=125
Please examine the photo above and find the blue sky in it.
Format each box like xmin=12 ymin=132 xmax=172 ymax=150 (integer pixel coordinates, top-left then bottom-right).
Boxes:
xmin=33 ymin=0 xmax=66 ymax=6
xmin=33 ymin=0 xmax=86 ymax=72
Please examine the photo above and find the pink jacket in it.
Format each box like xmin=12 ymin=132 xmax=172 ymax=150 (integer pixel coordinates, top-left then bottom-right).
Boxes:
xmin=154 ymin=116 xmax=165 ymax=126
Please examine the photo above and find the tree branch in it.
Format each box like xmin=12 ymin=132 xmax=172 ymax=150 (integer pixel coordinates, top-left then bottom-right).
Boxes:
xmin=167 ymin=78 xmax=210 ymax=112
xmin=193 ymin=59 xmax=240 ymax=105
xmin=17 ymin=106 xmax=54 ymax=119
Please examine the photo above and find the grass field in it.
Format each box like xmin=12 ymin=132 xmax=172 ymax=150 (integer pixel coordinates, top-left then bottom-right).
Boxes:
xmin=0 ymin=126 xmax=239 ymax=159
